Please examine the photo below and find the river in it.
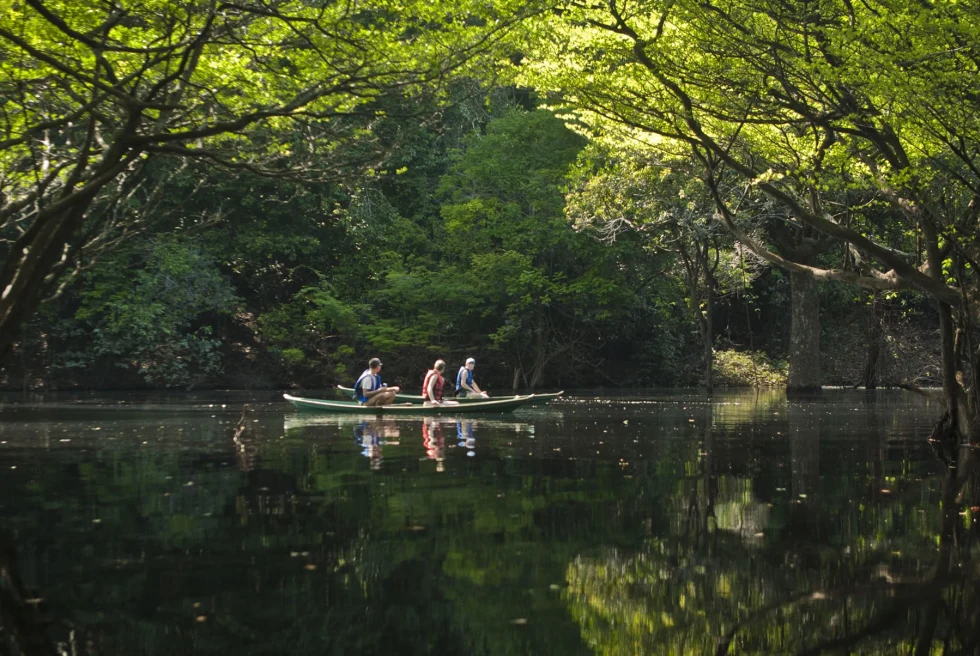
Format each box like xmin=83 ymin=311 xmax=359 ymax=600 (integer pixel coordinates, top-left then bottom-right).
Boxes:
xmin=0 ymin=389 xmax=976 ymax=655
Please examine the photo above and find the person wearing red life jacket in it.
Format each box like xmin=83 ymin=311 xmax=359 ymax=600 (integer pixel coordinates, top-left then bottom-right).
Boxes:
xmin=423 ymin=360 xmax=448 ymax=406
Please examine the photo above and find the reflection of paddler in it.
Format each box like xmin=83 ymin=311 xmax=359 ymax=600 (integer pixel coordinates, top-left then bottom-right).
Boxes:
xmin=375 ymin=420 xmax=401 ymax=440
xmin=354 ymin=421 xmax=384 ymax=470
xmin=456 ymin=420 xmax=476 ymax=457
xmin=422 ymin=417 xmax=445 ymax=471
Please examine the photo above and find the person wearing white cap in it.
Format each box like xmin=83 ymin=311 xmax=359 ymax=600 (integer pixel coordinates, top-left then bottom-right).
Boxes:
xmin=456 ymin=357 xmax=488 ymax=399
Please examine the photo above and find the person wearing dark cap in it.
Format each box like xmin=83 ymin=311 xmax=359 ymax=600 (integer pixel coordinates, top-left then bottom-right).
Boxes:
xmin=456 ymin=357 xmax=488 ymax=399
xmin=353 ymin=358 xmax=399 ymax=406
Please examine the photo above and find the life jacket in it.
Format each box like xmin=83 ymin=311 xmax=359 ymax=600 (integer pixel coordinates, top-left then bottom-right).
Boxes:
xmin=423 ymin=369 xmax=444 ymax=402
xmin=353 ymin=369 xmax=381 ymax=402
xmin=456 ymin=366 xmax=474 ymax=393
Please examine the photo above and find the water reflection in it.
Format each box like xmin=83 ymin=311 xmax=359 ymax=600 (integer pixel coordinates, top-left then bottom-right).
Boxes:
xmin=281 ymin=413 xmax=531 ymax=473
xmin=0 ymin=390 xmax=976 ymax=655
xmin=354 ymin=420 xmax=400 ymax=470
xmin=422 ymin=417 xmax=446 ymax=471
xmin=457 ymin=420 xmax=477 ymax=457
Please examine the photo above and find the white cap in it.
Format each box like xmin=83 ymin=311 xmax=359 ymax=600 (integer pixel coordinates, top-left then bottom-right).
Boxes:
xmin=466 ymin=358 xmax=476 ymax=365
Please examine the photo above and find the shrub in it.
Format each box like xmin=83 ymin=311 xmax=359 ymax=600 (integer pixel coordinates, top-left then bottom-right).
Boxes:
xmin=713 ymin=350 xmax=788 ymax=388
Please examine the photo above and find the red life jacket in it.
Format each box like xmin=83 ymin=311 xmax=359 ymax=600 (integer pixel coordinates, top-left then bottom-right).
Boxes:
xmin=423 ymin=369 xmax=444 ymax=402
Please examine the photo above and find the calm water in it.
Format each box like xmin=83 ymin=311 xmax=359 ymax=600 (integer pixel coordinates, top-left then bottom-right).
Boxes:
xmin=0 ymin=389 xmax=976 ymax=655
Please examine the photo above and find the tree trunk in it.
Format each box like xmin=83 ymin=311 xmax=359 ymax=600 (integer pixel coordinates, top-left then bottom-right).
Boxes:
xmin=679 ymin=244 xmax=713 ymax=392
xmin=703 ymin=281 xmax=714 ymax=393
xmin=529 ymin=305 xmax=547 ymax=390
xmin=787 ymin=270 xmax=821 ymax=394
xmin=920 ymin=219 xmax=979 ymax=446
xmin=0 ymin=202 xmax=91 ymax=360
xmin=0 ymin=139 xmax=135 ymax=361
xmin=859 ymin=295 xmax=883 ymax=389
xmin=529 ymin=365 xmax=546 ymax=390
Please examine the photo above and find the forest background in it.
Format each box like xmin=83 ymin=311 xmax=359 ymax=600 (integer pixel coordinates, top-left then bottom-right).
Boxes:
xmin=0 ymin=0 xmax=952 ymax=395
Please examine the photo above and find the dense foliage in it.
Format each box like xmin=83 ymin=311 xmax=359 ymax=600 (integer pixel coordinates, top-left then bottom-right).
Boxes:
xmin=1 ymin=0 xmax=970 ymax=402
xmin=2 ymin=94 xmax=941 ymax=392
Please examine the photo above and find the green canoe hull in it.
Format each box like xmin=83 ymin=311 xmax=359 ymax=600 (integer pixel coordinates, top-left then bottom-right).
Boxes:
xmin=284 ymin=393 xmax=537 ymax=414
xmin=335 ymin=386 xmax=563 ymax=405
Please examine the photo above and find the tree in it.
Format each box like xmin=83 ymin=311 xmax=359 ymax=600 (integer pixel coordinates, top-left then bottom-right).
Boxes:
xmin=522 ymin=0 xmax=980 ymax=441
xmin=438 ymin=108 xmax=633 ymax=389
xmin=567 ymin=147 xmax=736 ymax=391
xmin=74 ymin=238 xmax=240 ymax=387
xmin=0 ymin=0 xmax=538 ymax=359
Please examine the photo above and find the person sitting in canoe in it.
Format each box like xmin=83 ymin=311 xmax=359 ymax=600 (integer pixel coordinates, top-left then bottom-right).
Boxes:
xmin=456 ymin=358 xmax=488 ymax=399
xmin=423 ymin=360 xmax=458 ymax=407
xmin=354 ymin=358 xmax=399 ymax=406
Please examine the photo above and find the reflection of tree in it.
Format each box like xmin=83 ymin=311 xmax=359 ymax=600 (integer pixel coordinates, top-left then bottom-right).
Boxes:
xmin=564 ymin=522 xmax=973 ymax=654
xmin=709 ymin=390 xmax=787 ymax=429
xmin=687 ymin=401 xmax=716 ymax=549
xmin=2 ymin=416 xmax=631 ymax=654
xmin=563 ymin=441 xmax=979 ymax=655
xmin=788 ymin=400 xmax=820 ymax=543
xmin=0 ymin=530 xmax=57 ymax=656
xmin=4 ymin=402 xmax=978 ymax=655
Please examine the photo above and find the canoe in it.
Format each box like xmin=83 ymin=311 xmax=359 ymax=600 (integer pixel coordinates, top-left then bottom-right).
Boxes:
xmin=284 ymin=393 xmax=537 ymax=415
xmin=523 ymin=390 xmax=564 ymax=404
xmin=335 ymin=385 xmax=563 ymax=405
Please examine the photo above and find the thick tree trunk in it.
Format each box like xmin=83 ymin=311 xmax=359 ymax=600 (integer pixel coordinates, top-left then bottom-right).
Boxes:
xmin=0 ymin=139 xmax=134 ymax=361
xmin=788 ymin=270 xmax=821 ymax=393
xmin=0 ymin=202 xmax=91 ymax=360
xmin=920 ymin=219 xmax=979 ymax=446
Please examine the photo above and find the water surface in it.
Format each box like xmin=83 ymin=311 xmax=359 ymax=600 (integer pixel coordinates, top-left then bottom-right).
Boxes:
xmin=1 ymin=389 xmax=975 ymax=655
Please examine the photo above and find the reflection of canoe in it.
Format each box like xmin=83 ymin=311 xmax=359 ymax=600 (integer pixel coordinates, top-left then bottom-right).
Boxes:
xmin=284 ymin=393 xmax=536 ymax=414
xmin=283 ymin=413 xmax=532 ymax=432
xmin=335 ymin=386 xmax=563 ymax=405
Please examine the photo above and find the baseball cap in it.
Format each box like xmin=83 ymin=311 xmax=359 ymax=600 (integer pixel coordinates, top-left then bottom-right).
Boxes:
xmin=466 ymin=358 xmax=476 ymax=365
xmin=369 ymin=357 xmax=383 ymax=368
